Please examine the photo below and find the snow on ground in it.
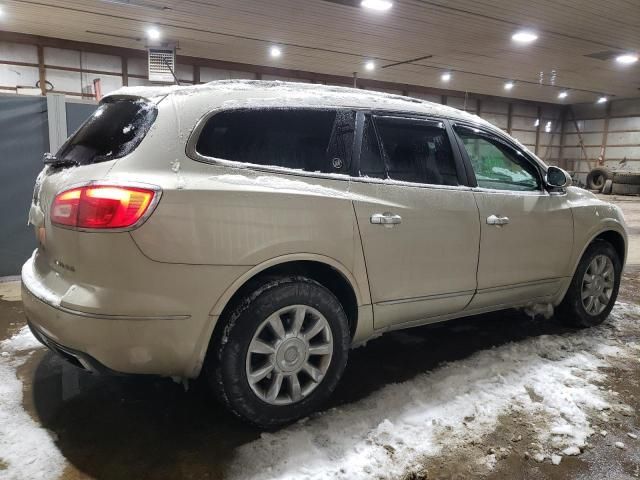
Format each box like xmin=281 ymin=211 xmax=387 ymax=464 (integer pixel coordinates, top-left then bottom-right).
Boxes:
xmin=227 ymin=303 xmax=640 ymax=480
xmin=0 ymin=326 xmax=65 ymax=480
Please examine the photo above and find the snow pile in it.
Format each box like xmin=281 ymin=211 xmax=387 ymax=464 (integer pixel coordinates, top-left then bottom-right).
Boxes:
xmin=227 ymin=303 xmax=639 ymax=480
xmin=0 ymin=326 xmax=65 ymax=480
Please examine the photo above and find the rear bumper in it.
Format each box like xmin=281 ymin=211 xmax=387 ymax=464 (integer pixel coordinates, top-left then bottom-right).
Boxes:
xmin=21 ymin=256 xmax=220 ymax=378
xmin=27 ymin=319 xmax=119 ymax=374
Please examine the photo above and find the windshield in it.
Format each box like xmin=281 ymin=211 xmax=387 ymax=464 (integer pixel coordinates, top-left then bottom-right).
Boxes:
xmin=56 ymin=98 xmax=158 ymax=166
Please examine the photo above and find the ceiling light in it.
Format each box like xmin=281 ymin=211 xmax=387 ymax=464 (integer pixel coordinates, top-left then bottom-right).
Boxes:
xmin=270 ymin=46 xmax=282 ymax=58
xmin=0 ymin=6 xmax=5 ymax=16
xmin=545 ymin=121 xmax=552 ymax=133
xmin=534 ymin=118 xmax=540 ymax=127
xmin=615 ymin=53 xmax=638 ymax=65
xmin=441 ymin=72 xmax=451 ymax=82
xmin=146 ymin=27 xmax=161 ymax=40
xmin=597 ymin=96 xmax=608 ymax=104
xmin=361 ymin=0 xmax=393 ymax=11
xmin=512 ymin=30 xmax=538 ymax=44
xmin=504 ymin=81 xmax=514 ymax=90
xmin=365 ymin=60 xmax=375 ymax=71
xmin=558 ymin=91 xmax=568 ymax=99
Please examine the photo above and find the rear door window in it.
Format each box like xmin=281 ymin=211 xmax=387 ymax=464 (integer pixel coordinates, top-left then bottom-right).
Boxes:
xmin=359 ymin=115 xmax=460 ymax=186
xmin=57 ymin=98 xmax=158 ymax=166
xmin=195 ymin=108 xmax=355 ymax=174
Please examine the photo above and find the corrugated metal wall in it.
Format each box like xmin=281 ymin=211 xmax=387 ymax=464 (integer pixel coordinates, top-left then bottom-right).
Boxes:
xmin=561 ymin=99 xmax=640 ymax=180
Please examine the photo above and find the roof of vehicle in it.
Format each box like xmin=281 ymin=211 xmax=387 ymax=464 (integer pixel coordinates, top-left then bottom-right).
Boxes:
xmin=106 ymin=79 xmax=496 ymax=130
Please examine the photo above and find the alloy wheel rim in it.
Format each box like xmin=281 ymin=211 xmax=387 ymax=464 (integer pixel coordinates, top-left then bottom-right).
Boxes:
xmin=581 ymin=254 xmax=614 ymax=316
xmin=245 ymin=305 xmax=333 ymax=405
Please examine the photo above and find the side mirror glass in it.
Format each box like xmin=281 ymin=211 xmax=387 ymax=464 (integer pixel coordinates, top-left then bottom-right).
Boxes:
xmin=546 ymin=166 xmax=571 ymax=188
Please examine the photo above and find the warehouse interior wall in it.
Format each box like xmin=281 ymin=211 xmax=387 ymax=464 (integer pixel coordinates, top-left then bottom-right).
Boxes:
xmin=0 ymin=33 xmax=638 ymax=274
xmin=0 ymin=95 xmax=48 ymax=276
xmin=561 ymin=98 xmax=640 ymax=181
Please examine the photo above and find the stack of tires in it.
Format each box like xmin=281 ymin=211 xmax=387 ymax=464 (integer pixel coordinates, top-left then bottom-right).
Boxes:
xmin=586 ymin=168 xmax=640 ymax=195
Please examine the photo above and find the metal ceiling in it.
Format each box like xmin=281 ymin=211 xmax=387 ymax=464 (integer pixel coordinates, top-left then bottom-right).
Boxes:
xmin=1 ymin=0 xmax=639 ymax=103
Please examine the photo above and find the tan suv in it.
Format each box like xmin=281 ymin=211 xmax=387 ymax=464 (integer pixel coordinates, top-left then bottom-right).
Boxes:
xmin=22 ymin=81 xmax=627 ymax=427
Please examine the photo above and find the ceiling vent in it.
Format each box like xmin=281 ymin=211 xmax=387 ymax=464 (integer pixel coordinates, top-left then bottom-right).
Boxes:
xmin=148 ymin=47 xmax=176 ymax=83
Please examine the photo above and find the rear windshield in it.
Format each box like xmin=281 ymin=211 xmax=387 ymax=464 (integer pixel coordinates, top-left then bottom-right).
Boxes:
xmin=57 ymin=98 xmax=158 ymax=166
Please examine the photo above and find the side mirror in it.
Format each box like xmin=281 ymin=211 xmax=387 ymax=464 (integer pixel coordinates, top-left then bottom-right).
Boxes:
xmin=545 ymin=166 xmax=571 ymax=188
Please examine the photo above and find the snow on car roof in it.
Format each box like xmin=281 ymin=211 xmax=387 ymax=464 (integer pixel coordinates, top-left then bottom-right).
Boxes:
xmin=106 ymin=79 xmax=492 ymax=127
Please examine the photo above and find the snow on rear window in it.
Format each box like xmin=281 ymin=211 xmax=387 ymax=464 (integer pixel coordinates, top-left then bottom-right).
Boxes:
xmin=56 ymin=98 xmax=157 ymax=166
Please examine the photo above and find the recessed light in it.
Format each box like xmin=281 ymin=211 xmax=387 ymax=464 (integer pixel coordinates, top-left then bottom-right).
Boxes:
xmin=365 ymin=60 xmax=375 ymax=71
xmin=597 ymin=96 xmax=608 ymax=104
xmin=512 ymin=30 xmax=538 ymax=44
xmin=361 ymin=0 xmax=393 ymax=11
xmin=504 ymin=81 xmax=514 ymax=90
xmin=270 ymin=46 xmax=282 ymax=58
xmin=558 ymin=91 xmax=568 ymax=99
xmin=615 ymin=53 xmax=638 ymax=65
xmin=441 ymin=72 xmax=451 ymax=82
xmin=146 ymin=27 xmax=161 ymax=40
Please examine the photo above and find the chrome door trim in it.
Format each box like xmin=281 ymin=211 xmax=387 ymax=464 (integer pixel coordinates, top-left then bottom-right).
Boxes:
xmin=377 ymin=289 xmax=476 ymax=306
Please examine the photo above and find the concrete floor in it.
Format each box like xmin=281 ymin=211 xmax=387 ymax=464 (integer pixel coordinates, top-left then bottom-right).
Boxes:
xmin=1 ymin=195 xmax=639 ymax=480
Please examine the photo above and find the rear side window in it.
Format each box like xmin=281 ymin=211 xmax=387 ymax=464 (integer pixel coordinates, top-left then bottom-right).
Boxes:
xmin=195 ymin=109 xmax=355 ymax=174
xmin=57 ymin=98 xmax=157 ymax=166
xmin=359 ymin=115 xmax=459 ymax=186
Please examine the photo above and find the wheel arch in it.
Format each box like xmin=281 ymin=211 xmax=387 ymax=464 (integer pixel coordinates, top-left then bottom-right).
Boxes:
xmin=210 ymin=255 xmax=363 ymax=341
xmin=554 ymin=226 xmax=626 ymax=307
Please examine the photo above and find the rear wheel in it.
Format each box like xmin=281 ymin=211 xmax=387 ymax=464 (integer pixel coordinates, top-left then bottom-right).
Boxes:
xmin=206 ymin=276 xmax=350 ymax=428
xmin=557 ymin=240 xmax=621 ymax=327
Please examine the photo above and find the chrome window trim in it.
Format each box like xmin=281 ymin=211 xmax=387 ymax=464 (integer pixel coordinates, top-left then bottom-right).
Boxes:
xmin=185 ymin=105 xmax=476 ymax=192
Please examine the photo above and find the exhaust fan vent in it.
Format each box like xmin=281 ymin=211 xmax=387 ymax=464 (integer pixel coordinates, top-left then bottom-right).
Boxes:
xmin=148 ymin=47 xmax=176 ymax=83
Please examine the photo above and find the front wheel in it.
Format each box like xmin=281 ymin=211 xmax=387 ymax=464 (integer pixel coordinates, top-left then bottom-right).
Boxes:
xmin=206 ymin=276 xmax=350 ymax=428
xmin=557 ymin=240 xmax=622 ymax=327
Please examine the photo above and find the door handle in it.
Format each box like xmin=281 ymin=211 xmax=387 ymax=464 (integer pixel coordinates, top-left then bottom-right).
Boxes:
xmin=371 ymin=212 xmax=402 ymax=226
xmin=486 ymin=214 xmax=510 ymax=226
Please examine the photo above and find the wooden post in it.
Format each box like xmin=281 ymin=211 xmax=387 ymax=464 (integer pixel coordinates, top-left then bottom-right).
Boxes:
xmin=441 ymin=95 xmax=447 ymax=105
xmin=476 ymin=99 xmax=482 ymax=117
xmin=37 ymin=45 xmax=46 ymax=96
xmin=568 ymin=106 xmax=591 ymax=172
xmin=507 ymin=103 xmax=513 ymax=135
xmin=558 ymin=106 xmax=567 ymax=169
xmin=534 ymin=105 xmax=542 ymax=155
xmin=121 ymin=56 xmax=128 ymax=86
xmin=193 ymin=64 xmax=200 ymax=84
xmin=599 ymin=100 xmax=612 ymax=166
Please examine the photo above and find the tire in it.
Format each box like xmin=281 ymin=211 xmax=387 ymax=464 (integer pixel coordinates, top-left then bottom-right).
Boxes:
xmin=602 ymin=178 xmax=613 ymax=194
xmin=612 ymin=182 xmax=640 ymax=195
xmin=585 ymin=167 xmax=613 ymax=191
xmin=557 ymin=240 xmax=621 ymax=328
xmin=613 ymin=172 xmax=640 ymax=185
xmin=206 ymin=276 xmax=350 ymax=428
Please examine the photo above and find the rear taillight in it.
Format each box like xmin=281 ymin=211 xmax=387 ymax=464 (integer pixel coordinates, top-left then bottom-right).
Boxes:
xmin=51 ymin=185 xmax=158 ymax=229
